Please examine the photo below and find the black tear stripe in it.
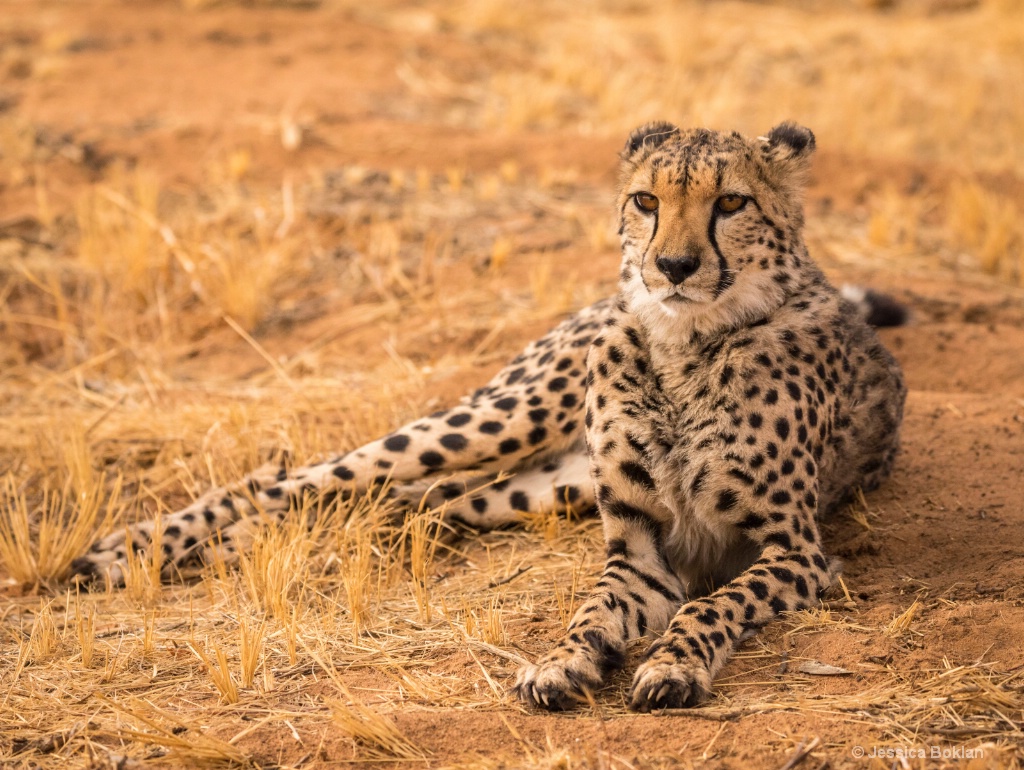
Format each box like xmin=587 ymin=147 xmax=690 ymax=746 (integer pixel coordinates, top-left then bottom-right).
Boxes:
xmin=708 ymin=208 xmax=734 ymax=298
xmin=639 ymin=208 xmax=659 ymax=292
xmin=622 ymin=194 xmax=659 ymax=294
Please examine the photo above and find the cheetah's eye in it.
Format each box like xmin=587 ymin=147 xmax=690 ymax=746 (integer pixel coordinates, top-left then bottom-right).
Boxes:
xmin=716 ymin=195 xmax=748 ymax=214
xmin=633 ymin=192 xmax=659 ymax=213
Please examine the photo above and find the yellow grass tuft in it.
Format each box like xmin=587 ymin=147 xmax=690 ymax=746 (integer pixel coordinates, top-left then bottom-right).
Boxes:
xmin=121 ymin=512 xmax=163 ymax=607
xmin=406 ymin=510 xmax=443 ymax=624
xmin=188 ymin=637 xmax=240 ymax=705
xmin=94 ymin=693 xmax=250 ymax=766
xmin=337 ymin=524 xmax=376 ymax=640
xmin=236 ymin=505 xmax=322 ymax=622
xmin=72 ymin=594 xmax=96 ymax=668
xmin=948 ymin=180 xmax=1023 ymax=285
xmin=783 ymin=606 xmax=872 ymax=637
xmin=330 ymin=694 xmax=428 ymax=761
xmin=554 ymin=557 xmax=583 ymax=630
xmin=0 ymin=471 xmax=123 ymax=587
xmin=26 ymin=598 xmax=61 ymax=663
xmin=847 ymin=488 xmax=877 ymax=532
xmin=460 ymin=595 xmax=509 ymax=647
xmin=237 ymin=614 xmax=267 ymax=690
xmin=886 ymin=598 xmax=922 ymax=637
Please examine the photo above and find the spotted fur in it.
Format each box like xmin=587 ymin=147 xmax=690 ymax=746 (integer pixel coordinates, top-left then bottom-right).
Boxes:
xmin=73 ymin=123 xmax=906 ymax=714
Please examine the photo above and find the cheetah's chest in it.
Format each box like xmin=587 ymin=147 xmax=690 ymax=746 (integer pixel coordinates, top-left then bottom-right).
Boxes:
xmin=634 ymin=345 xmax=760 ymax=590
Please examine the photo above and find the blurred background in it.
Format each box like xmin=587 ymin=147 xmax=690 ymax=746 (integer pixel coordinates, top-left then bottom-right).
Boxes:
xmin=2 ymin=0 xmax=1022 ymax=376
xmin=2 ymin=2 xmax=1024 ymax=768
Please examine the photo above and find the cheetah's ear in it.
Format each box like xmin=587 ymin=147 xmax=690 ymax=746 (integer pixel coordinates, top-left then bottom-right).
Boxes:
xmin=761 ymin=122 xmax=815 ymax=190
xmin=762 ymin=122 xmax=815 ymax=167
xmin=621 ymin=121 xmax=680 ymax=162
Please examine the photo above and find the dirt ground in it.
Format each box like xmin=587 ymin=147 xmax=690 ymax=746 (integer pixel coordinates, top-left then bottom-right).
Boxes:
xmin=1 ymin=2 xmax=1023 ymax=769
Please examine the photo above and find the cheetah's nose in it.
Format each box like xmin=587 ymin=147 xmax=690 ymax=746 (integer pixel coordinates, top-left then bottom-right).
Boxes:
xmin=655 ymin=255 xmax=701 ymax=285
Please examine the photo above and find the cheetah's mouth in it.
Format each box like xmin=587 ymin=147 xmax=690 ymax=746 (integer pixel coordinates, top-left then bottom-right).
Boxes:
xmin=660 ymin=286 xmax=705 ymax=306
xmin=656 ymin=290 xmax=699 ymax=317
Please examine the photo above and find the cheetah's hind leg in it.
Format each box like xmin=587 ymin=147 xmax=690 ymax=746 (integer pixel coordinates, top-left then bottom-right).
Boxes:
xmin=72 ymin=448 xmax=595 ymax=587
xmin=386 ymin=449 xmax=594 ymax=531
xmin=71 ymin=300 xmax=609 ymax=587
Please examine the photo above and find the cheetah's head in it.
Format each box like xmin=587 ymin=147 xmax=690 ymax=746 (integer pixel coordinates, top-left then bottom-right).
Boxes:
xmin=616 ymin=122 xmax=815 ymax=338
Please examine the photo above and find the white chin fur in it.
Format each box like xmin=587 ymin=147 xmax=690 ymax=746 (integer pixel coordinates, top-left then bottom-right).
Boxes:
xmin=622 ymin=270 xmax=787 ymax=342
xmin=622 ymin=273 xmax=711 ymax=336
xmin=658 ymin=301 xmax=679 ymax=318
xmin=840 ymin=284 xmax=866 ymax=304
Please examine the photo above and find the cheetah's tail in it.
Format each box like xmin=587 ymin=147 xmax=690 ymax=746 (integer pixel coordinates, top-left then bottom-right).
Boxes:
xmin=840 ymin=285 xmax=909 ymax=328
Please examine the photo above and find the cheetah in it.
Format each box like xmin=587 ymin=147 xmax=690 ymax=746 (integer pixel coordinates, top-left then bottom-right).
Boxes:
xmin=73 ymin=122 xmax=906 ymax=713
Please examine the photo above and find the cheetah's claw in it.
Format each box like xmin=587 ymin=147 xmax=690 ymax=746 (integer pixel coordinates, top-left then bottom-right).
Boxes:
xmin=627 ymin=660 xmax=712 ymax=712
xmin=513 ymin=663 xmax=594 ymax=711
xmin=514 ymin=630 xmax=624 ymax=711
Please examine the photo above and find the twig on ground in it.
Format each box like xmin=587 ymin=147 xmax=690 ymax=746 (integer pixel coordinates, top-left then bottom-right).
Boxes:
xmin=778 ymin=736 xmax=821 ymax=770
xmin=487 ymin=565 xmax=532 ymax=588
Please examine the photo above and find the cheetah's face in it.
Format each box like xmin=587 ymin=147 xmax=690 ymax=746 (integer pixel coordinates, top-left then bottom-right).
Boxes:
xmin=616 ymin=122 xmax=815 ymax=336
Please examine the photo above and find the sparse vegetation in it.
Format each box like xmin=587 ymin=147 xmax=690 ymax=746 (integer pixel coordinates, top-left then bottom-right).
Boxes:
xmin=1 ymin=0 xmax=1023 ymax=768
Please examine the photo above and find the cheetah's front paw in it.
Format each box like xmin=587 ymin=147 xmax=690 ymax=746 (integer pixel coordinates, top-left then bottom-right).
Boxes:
xmin=513 ymin=630 xmax=624 ymax=711
xmin=628 ymin=657 xmax=712 ymax=712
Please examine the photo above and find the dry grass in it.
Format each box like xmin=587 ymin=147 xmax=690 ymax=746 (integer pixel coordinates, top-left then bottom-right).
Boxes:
xmin=2 ymin=0 xmax=1024 ymax=767
xmin=331 ymin=691 xmax=428 ymax=761
xmin=0 ymin=469 xmax=123 ymax=588
xmin=430 ymin=1 xmax=1024 ymax=172
xmin=658 ymin=661 xmax=1024 ymax=757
